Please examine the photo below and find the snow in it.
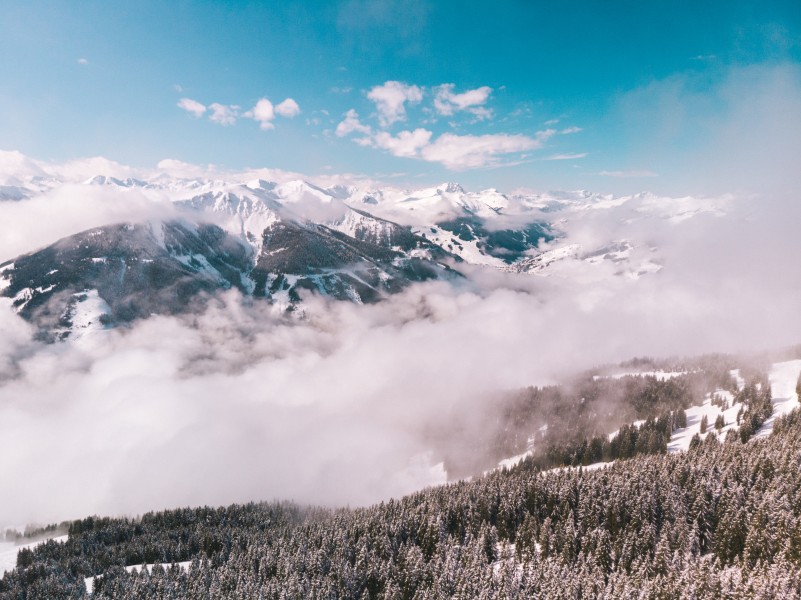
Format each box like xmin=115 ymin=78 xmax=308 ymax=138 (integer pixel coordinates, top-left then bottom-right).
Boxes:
xmin=270 ymin=274 xmax=300 ymax=310
xmin=329 ymin=208 xmax=397 ymax=246
xmin=62 ymin=289 xmax=112 ymax=339
xmin=84 ymin=561 xmax=193 ymax=594
xmin=510 ymin=244 xmax=580 ymax=274
xmin=0 ymin=535 xmax=68 ymax=576
xmin=414 ymin=224 xmax=506 ymax=267
xmin=583 ymin=240 xmax=636 ymax=266
xmin=491 ymin=542 xmax=521 ymax=577
xmin=544 ymin=461 xmax=616 ymax=476
xmin=498 ymin=360 xmax=801 ymax=474
xmin=754 ymin=360 xmax=801 ymax=439
xmin=731 ymin=369 xmax=745 ymax=390
xmin=0 ymin=263 xmax=13 ymax=291
xmin=497 ymin=449 xmax=535 ymax=471
xmin=608 ymin=420 xmax=646 ymax=442
xmin=594 ymin=370 xmax=691 ymax=382
xmin=11 ymin=287 xmax=32 ymax=312
xmin=173 ymin=253 xmax=225 ymax=283
xmin=177 ymin=189 xmax=280 ymax=256
xmin=667 ymin=394 xmax=741 ymax=452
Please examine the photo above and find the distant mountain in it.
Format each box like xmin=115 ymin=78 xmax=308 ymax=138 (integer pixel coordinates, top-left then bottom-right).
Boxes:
xmin=0 ymin=211 xmax=460 ymax=339
xmin=0 ymin=221 xmax=252 ymax=339
xmin=0 ymin=165 xmax=728 ymax=338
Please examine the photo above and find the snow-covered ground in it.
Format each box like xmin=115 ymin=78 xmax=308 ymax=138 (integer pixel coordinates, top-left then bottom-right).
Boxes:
xmin=667 ymin=393 xmax=743 ymax=452
xmin=754 ymin=359 xmax=801 ymax=439
xmin=84 ymin=561 xmax=193 ymax=594
xmin=500 ymin=360 xmax=801 ymax=473
xmin=0 ymin=262 xmax=13 ymax=291
xmin=0 ymin=535 xmax=68 ymax=576
xmin=544 ymin=461 xmax=616 ymax=476
xmin=594 ymin=370 xmax=692 ymax=382
xmin=66 ymin=289 xmax=112 ymax=338
xmin=497 ymin=449 xmax=534 ymax=471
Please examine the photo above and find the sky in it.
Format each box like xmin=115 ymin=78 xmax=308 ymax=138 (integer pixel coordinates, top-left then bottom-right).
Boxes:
xmin=1 ymin=0 xmax=799 ymax=194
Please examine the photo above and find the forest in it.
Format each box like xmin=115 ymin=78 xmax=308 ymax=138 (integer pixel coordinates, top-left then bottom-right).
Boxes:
xmin=1 ymin=364 xmax=800 ymax=598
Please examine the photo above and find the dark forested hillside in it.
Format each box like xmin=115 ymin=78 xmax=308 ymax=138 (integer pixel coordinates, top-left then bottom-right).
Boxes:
xmin=439 ymin=360 xmax=741 ymax=477
xmin=3 ymin=403 xmax=801 ymax=599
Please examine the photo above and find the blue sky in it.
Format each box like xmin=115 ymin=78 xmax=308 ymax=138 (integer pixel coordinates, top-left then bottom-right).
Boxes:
xmin=1 ymin=0 xmax=799 ymax=193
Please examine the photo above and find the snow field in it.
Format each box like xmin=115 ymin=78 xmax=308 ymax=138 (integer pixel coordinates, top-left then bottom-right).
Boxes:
xmin=754 ymin=359 xmax=801 ymax=439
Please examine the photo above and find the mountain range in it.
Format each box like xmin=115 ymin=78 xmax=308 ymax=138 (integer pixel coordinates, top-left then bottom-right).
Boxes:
xmin=0 ymin=169 xmax=724 ymax=339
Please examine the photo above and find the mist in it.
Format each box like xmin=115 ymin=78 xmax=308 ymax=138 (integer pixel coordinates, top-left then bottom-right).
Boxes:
xmin=3 ymin=185 xmax=801 ymax=527
xmin=2 ymin=62 xmax=801 ymax=530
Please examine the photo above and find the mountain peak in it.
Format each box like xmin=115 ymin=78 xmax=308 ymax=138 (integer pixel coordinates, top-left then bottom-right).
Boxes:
xmin=440 ymin=182 xmax=465 ymax=194
xmin=245 ymin=179 xmax=276 ymax=192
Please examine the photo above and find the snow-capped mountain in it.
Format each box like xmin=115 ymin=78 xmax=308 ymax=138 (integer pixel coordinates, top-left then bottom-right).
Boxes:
xmin=0 ymin=159 xmax=731 ymax=338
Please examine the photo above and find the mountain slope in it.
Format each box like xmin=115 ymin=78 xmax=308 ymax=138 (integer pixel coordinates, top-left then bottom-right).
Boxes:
xmin=0 ymin=221 xmax=253 ymax=338
xmin=0 ymin=209 xmax=459 ymax=337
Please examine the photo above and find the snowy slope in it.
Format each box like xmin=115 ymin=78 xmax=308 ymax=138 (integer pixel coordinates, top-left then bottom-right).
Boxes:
xmin=754 ymin=359 xmax=801 ymax=439
xmin=667 ymin=392 xmax=743 ymax=452
xmin=495 ymin=360 xmax=801 ymax=473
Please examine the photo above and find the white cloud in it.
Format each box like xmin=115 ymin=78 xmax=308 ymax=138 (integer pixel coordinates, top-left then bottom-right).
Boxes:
xmin=341 ymin=121 xmax=555 ymax=170
xmin=0 ymin=184 xmax=177 ymax=263
xmin=373 ymin=129 xmax=432 ymax=157
xmin=53 ymin=156 xmax=135 ymax=182
xmin=244 ymin=98 xmax=301 ymax=129
xmin=77 ymin=58 xmax=88 ymax=65
xmin=275 ymin=98 xmax=301 ymax=118
xmin=245 ymin=98 xmax=275 ymax=130
xmin=209 ymin=103 xmax=240 ymax=126
xmin=177 ymin=98 xmax=207 ymax=119
xmin=367 ymin=81 xmax=423 ymax=127
xmin=335 ymin=109 xmax=372 ymax=137
xmin=0 ymin=150 xmax=49 ymax=184
xmin=156 ymin=158 xmax=214 ymax=179
xmin=433 ymin=84 xmax=493 ymax=118
xmin=560 ymin=126 xmax=583 ymax=134
xmin=420 ymin=132 xmax=545 ymax=169
xmin=547 ymin=153 xmax=588 ymax=160
xmin=600 ymin=170 xmax=659 ymax=178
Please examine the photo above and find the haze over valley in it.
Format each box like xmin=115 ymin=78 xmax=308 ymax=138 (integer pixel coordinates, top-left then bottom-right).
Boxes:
xmin=1 ymin=2 xmax=800 ymax=597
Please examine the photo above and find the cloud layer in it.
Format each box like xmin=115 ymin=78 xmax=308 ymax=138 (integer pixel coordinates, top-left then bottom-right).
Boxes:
xmin=2 ymin=62 xmax=800 ymax=526
xmin=3 ymin=177 xmax=801 ymax=527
